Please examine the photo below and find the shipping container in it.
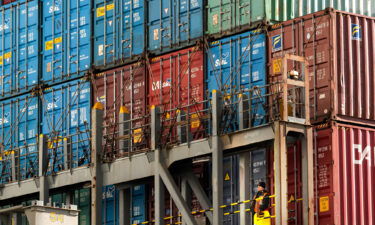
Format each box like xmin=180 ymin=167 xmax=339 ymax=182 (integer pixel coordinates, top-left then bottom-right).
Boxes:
xmin=207 ymin=0 xmax=375 ymax=37
xmin=41 ymin=0 xmax=91 ymax=84
xmin=268 ymin=9 xmax=375 ymax=125
xmin=93 ymin=62 xmax=149 ymax=158
xmin=206 ymin=29 xmax=267 ymax=133
xmin=147 ymin=0 xmax=203 ymax=54
xmin=102 ymin=185 xmax=119 ymax=225
xmin=2 ymin=0 xmax=17 ymax=5
xmin=73 ymin=188 xmax=91 ymax=225
xmin=0 ymin=0 xmax=39 ymax=98
xmin=0 ymin=93 xmax=38 ymax=184
xmin=131 ymin=185 xmax=147 ymax=224
xmin=41 ymin=80 xmax=91 ymax=174
xmin=315 ymin=122 xmax=375 ymax=225
xmin=93 ymin=0 xmax=145 ymax=68
xmin=148 ymin=46 xmax=205 ymax=145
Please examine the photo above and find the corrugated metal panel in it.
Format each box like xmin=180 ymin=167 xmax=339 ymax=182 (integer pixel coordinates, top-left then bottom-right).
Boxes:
xmin=102 ymin=185 xmax=119 ymax=225
xmin=0 ymin=93 xmax=38 ymax=184
xmin=268 ymin=10 xmax=375 ymax=125
xmin=131 ymin=185 xmax=147 ymax=224
xmin=93 ymin=62 xmax=148 ymax=157
xmin=206 ymin=30 xmax=267 ymax=132
xmin=316 ymin=122 xmax=375 ymax=225
xmin=148 ymin=46 xmax=205 ymax=144
xmin=0 ymin=1 xmax=39 ymax=98
xmin=41 ymin=80 xmax=91 ymax=173
xmin=147 ymin=0 xmax=203 ymax=54
xmin=93 ymin=0 xmax=145 ymax=68
xmin=41 ymin=0 xmax=91 ymax=84
xmin=207 ymin=1 xmax=375 ymax=36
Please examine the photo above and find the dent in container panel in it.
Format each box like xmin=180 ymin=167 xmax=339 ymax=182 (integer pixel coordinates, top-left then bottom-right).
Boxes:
xmin=93 ymin=0 xmax=145 ymax=68
xmin=0 ymin=94 xmax=38 ymax=184
xmin=268 ymin=9 xmax=375 ymax=125
xmin=315 ymin=122 xmax=375 ymax=225
xmin=93 ymin=62 xmax=148 ymax=157
xmin=41 ymin=0 xmax=91 ymax=84
xmin=147 ymin=0 xmax=203 ymax=54
xmin=41 ymin=80 xmax=90 ymax=174
xmin=206 ymin=30 xmax=267 ymax=132
xmin=0 ymin=0 xmax=39 ymax=98
xmin=148 ymin=46 xmax=205 ymax=145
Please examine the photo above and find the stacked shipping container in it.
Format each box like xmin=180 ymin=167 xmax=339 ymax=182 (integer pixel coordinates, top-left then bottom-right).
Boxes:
xmin=0 ymin=0 xmax=374 ymax=223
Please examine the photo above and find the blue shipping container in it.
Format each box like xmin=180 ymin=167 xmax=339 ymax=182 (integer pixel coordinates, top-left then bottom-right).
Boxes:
xmin=148 ymin=0 xmax=203 ymax=53
xmin=131 ymin=185 xmax=147 ymax=224
xmin=41 ymin=0 xmax=91 ymax=84
xmin=0 ymin=0 xmax=39 ymax=98
xmin=206 ymin=30 xmax=267 ymax=132
xmin=102 ymin=185 xmax=119 ymax=225
xmin=41 ymin=80 xmax=90 ymax=173
xmin=0 ymin=93 xmax=38 ymax=184
xmin=94 ymin=0 xmax=145 ymax=68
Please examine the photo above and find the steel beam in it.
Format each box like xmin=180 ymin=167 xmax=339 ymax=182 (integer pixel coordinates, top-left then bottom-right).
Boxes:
xmin=63 ymin=137 xmax=71 ymax=171
xmin=184 ymin=170 xmax=213 ymax=224
xmin=119 ymin=188 xmax=131 ymax=225
xmin=181 ymin=177 xmax=192 ymax=225
xmin=238 ymin=94 xmax=249 ymax=130
xmin=239 ymin=152 xmax=250 ymax=225
xmin=91 ymin=102 xmax=104 ymax=225
xmin=154 ymin=149 xmax=165 ymax=225
xmin=211 ymin=90 xmax=223 ymax=225
xmin=302 ymin=127 xmax=314 ymax=225
xmin=38 ymin=134 xmax=49 ymax=203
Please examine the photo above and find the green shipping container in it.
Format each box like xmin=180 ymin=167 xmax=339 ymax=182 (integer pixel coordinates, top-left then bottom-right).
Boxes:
xmin=74 ymin=188 xmax=91 ymax=225
xmin=207 ymin=0 xmax=375 ymax=36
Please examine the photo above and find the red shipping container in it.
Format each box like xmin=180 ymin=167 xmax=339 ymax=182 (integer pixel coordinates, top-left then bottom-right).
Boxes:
xmin=2 ymin=0 xmax=16 ymax=5
xmin=148 ymin=46 xmax=205 ymax=145
xmin=268 ymin=9 xmax=375 ymax=125
xmin=315 ymin=122 xmax=375 ymax=225
xmin=93 ymin=62 xmax=149 ymax=157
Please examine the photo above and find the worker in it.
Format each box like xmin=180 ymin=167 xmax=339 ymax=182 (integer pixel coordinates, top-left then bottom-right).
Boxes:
xmin=251 ymin=181 xmax=271 ymax=225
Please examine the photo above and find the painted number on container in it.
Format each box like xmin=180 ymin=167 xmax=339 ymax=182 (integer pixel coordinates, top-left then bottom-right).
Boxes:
xmin=319 ymin=196 xmax=329 ymax=212
xmin=353 ymin=144 xmax=373 ymax=166
xmin=49 ymin=212 xmax=64 ymax=222
xmin=272 ymin=59 xmax=282 ymax=74
xmin=212 ymin=14 xmax=218 ymax=25
xmin=96 ymin=3 xmax=115 ymax=17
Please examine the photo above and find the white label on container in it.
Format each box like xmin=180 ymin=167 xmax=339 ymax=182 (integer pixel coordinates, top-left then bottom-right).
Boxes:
xmin=191 ymin=0 xmax=198 ymax=8
xmin=134 ymin=0 xmax=140 ymax=8
xmin=98 ymin=45 xmax=104 ymax=56
xmin=71 ymin=109 xmax=78 ymax=126
xmin=80 ymin=107 xmax=87 ymax=124
xmin=164 ymin=8 xmax=169 ymax=14
xmin=213 ymin=14 xmax=218 ymax=25
xmin=319 ymin=93 xmax=326 ymax=99
xmin=153 ymin=29 xmax=159 ymax=40
xmin=133 ymin=12 xmax=140 ymax=22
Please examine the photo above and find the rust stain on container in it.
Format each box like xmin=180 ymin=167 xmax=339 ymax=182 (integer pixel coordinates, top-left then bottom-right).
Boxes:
xmin=93 ymin=62 xmax=148 ymax=156
xmin=315 ymin=122 xmax=375 ymax=225
xmin=268 ymin=9 xmax=375 ymax=125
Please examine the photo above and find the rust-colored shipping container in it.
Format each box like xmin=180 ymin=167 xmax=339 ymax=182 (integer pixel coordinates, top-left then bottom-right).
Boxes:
xmin=315 ymin=122 xmax=375 ymax=225
xmin=93 ymin=62 xmax=149 ymax=158
xmin=268 ymin=9 xmax=375 ymax=125
xmin=148 ymin=46 xmax=206 ymax=145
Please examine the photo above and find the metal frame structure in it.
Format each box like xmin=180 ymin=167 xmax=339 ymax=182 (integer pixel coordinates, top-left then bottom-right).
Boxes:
xmin=0 ymin=54 xmax=314 ymax=225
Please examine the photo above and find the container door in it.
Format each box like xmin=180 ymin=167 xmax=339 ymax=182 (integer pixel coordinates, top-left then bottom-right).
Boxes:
xmin=119 ymin=0 xmax=145 ymax=60
xmin=94 ymin=0 xmax=116 ymax=66
xmin=207 ymin=0 xmax=232 ymax=35
xmin=131 ymin=185 xmax=147 ymax=224
xmin=148 ymin=0 xmax=173 ymax=51
xmin=17 ymin=95 xmax=38 ymax=180
xmin=176 ymin=0 xmax=202 ymax=43
xmin=74 ymin=188 xmax=91 ymax=225
xmin=0 ymin=6 xmax=13 ymax=97
xmin=102 ymin=185 xmax=119 ymax=225
xmin=16 ymin=1 xmax=39 ymax=94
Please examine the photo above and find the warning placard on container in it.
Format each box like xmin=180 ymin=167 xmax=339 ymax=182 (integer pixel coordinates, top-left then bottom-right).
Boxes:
xmin=191 ymin=113 xmax=200 ymax=129
xmin=272 ymin=58 xmax=282 ymax=74
xmin=319 ymin=196 xmax=329 ymax=212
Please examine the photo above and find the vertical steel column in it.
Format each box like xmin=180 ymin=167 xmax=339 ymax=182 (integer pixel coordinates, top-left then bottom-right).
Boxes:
xmin=177 ymin=110 xmax=187 ymax=144
xmin=39 ymin=134 xmax=49 ymax=203
xmin=119 ymin=188 xmax=131 ymax=225
xmin=119 ymin=106 xmax=131 ymax=155
xmin=211 ymin=90 xmax=223 ymax=225
xmin=239 ymin=152 xmax=250 ymax=225
xmin=11 ymin=150 xmax=16 ymax=182
xmin=302 ymin=127 xmax=314 ymax=225
xmin=273 ymin=122 xmax=288 ymax=225
xmin=181 ymin=177 xmax=192 ymax=225
xmin=91 ymin=102 xmax=104 ymax=225
xmin=152 ymin=106 xmax=164 ymax=225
